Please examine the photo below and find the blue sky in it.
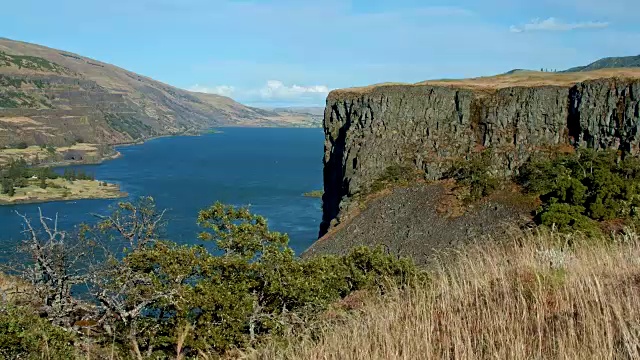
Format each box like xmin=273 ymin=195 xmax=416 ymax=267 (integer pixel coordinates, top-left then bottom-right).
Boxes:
xmin=2 ymin=0 xmax=638 ymax=106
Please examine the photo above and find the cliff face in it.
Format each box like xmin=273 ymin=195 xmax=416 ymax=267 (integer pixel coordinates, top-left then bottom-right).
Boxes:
xmin=320 ymin=71 xmax=640 ymax=235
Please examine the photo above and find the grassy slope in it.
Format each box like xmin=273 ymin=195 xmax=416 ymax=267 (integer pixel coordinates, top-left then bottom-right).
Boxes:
xmin=0 ymin=38 xmax=320 ymax=149
xmin=0 ymin=144 xmax=112 ymax=166
xmin=254 ymin=230 xmax=640 ymax=359
xmin=564 ymin=55 xmax=640 ymax=72
xmin=332 ymin=68 xmax=640 ymax=95
xmin=0 ymin=37 xmax=266 ymax=120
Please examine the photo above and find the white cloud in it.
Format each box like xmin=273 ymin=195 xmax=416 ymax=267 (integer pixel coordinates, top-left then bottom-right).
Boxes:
xmin=187 ymin=80 xmax=331 ymax=106
xmin=188 ymin=84 xmax=236 ymax=97
xmin=510 ymin=17 xmax=609 ymax=33
xmin=257 ymin=80 xmax=329 ymax=100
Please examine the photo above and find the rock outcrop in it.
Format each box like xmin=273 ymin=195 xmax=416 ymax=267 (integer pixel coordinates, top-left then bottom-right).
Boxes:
xmin=320 ymin=70 xmax=640 ymax=236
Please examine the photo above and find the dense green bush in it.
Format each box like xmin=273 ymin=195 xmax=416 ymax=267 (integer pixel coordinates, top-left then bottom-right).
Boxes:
xmin=444 ymin=149 xmax=500 ymax=201
xmin=1 ymin=198 xmax=420 ymax=358
xmin=14 ymin=142 xmax=28 ymax=149
xmin=1 ymin=178 xmax=14 ymax=196
xmin=517 ymin=149 xmax=640 ymax=233
xmin=62 ymin=168 xmax=94 ymax=181
xmin=0 ymin=159 xmax=61 ymax=197
xmin=0 ymin=305 xmax=76 ymax=359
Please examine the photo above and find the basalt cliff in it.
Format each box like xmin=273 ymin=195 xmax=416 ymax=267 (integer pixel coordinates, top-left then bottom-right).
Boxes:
xmin=317 ymin=69 xmax=640 ymax=242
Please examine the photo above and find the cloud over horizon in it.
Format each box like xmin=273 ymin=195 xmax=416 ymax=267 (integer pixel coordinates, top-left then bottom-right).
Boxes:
xmin=188 ymin=80 xmax=331 ymax=106
xmin=510 ymin=17 xmax=609 ymax=32
xmin=257 ymin=80 xmax=329 ymax=101
xmin=188 ymin=84 xmax=236 ymax=97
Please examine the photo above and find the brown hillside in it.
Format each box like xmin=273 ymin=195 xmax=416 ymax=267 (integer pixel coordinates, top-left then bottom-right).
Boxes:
xmin=0 ymin=38 xmax=318 ymax=148
xmin=331 ymin=68 xmax=640 ymax=96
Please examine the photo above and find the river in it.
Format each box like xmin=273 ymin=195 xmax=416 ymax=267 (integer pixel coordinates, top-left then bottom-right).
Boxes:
xmin=0 ymin=128 xmax=324 ymax=259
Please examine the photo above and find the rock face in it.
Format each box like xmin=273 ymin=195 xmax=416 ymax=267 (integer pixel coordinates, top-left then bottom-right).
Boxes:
xmin=320 ymin=71 xmax=640 ymax=236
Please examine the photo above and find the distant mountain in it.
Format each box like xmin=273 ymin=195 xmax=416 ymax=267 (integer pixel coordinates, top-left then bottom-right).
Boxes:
xmin=271 ymin=107 xmax=325 ymax=116
xmin=260 ymin=106 xmax=324 ymax=127
xmin=0 ymin=38 xmax=319 ymax=148
xmin=563 ymin=55 xmax=640 ymax=73
xmin=502 ymin=69 xmax=534 ymax=75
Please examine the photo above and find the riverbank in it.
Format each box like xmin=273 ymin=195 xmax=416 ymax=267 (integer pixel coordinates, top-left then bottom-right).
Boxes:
xmin=0 ymin=178 xmax=126 ymax=205
xmin=0 ymin=143 xmax=121 ymax=168
xmin=0 ymin=126 xmax=213 ymax=168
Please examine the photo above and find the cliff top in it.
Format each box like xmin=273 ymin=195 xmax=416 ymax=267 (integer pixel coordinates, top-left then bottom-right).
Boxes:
xmin=331 ymin=68 xmax=640 ymax=96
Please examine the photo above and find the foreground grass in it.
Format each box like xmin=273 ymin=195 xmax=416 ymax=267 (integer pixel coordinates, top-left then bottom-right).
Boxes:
xmin=252 ymin=230 xmax=640 ymax=359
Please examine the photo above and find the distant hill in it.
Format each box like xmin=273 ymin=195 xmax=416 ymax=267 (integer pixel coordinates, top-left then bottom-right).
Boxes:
xmin=0 ymin=38 xmax=319 ymax=148
xmin=501 ymin=55 xmax=640 ymax=76
xmin=502 ymin=69 xmax=535 ymax=75
xmin=563 ymin=55 xmax=640 ymax=73
xmin=271 ymin=107 xmax=325 ymax=116
xmin=261 ymin=106 xmax=324 ymax=127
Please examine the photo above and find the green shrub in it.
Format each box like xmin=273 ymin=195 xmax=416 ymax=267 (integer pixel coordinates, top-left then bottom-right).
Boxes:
xmin=368 ymin=165 xmax=422 ymax=194
xmin=62 ymin=169 xmax=94 ymax=181
xmin=517 ymin=149 xmax=640 ymax=233
xmin=0 ymin=305 xmax=76 ymax=359
xmin=444 ymin=149 xmax=500 ymax=201
xmin=536 ymin=202 xmax=601 ymax=236
xmin=64 ymin=199 xmax=423 ymax=357
xmin=1 ymin=178 xmax=14 ymax=196
xmin=14 ymin=142 xmax=28 ymax=149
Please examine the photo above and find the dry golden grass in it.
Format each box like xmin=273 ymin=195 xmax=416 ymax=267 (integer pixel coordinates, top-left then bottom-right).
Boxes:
xmin=0 ymin=178 xmax=126 ymax=205
xmin=0 ymin=144 xmax=108 ymax=166
xmin=252 ymin=230 xmax=640 ymax=360
xmin=333 ymin=68 xmax=640 ymax=95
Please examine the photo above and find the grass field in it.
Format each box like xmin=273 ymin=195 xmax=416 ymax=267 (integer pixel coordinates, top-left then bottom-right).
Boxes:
xmin=0 ymin=178 xmax=125 ymax=205
xmin=333 ymin=68 xmax=640 ymax=94
xmin=0 ymin=143 xmax=114 ymax=167
xmin=252 ymin=230 xmax=640 ymax=359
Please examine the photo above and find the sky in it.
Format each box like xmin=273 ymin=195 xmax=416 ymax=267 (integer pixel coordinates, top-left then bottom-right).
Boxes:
xmin=1 ymin=0 xmax=639 ymax=107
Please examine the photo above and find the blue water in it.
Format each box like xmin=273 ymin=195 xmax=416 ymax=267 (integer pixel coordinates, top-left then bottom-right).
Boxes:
xmin=0 ymin=128 xmax=324 ymax=258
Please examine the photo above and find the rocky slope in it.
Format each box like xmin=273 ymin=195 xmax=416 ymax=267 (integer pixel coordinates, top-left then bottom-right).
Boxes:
xmin=0 ymin=38 xmax=318 ymax=148
xmin=319 ymin=69 xmax=640 ymax=237
xmin=305 ymin=182 xmax=534 ymax=264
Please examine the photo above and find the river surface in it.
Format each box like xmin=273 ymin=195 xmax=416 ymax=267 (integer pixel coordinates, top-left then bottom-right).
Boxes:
xmin=0 ymin=128 xmax=324 ymax=259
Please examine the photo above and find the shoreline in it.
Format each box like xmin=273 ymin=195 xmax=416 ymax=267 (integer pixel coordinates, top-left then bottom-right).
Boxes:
xmin=37 ymin=150 xmax=123 ymax=168
xmin=0 ymin=179 xmax=128 ymax=206
xmin=0 ymin=190 xmax=128 ymax=206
